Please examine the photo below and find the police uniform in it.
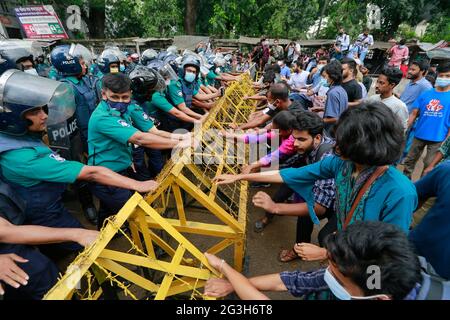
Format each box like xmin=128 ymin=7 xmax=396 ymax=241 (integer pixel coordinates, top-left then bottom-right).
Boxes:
xmin=47 ymin=65 xmax=60 ymax=81
xmin=88 ymin=100 xmax=154 ymax=228
xmin=165 ymin=78 xmax=199 ymax=131
xmin=131 ymin=96 xmax=166 ymax=180
xmin=0 ymin=133 xmax=85 ymax=251
xmin=61 ymin=76 xmax=98 ymax=152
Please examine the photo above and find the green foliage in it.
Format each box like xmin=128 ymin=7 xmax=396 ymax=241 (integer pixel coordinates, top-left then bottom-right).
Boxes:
xmin=421 ymin=15 xmax=450 ymax=42
xmin=15 ymin=0 xmax=450 ymax=42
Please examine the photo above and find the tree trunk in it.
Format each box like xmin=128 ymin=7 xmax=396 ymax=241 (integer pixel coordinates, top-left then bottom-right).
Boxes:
xmin=316 ymin=0 xmax=329 ymax=38
xmin=184 ymin=0 xmax=197 ymax=35
xmin=86 ymin=5 xmax=105 ymax=38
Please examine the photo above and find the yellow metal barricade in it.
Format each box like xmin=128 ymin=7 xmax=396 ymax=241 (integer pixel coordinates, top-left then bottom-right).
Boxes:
xmin=44 ymin=75 xmax=257 ymax=300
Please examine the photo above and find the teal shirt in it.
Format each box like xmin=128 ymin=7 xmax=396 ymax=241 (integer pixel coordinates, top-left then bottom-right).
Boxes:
xmin=148 ymin=91 xmax=174 ymax=116
xmin=0 ymin=145 xmax=84 ymax=187
xmin=167 ymin=79 xmax=199 ymax=106
xmin=87 ymin=100 xmax=154 ymax=172
xmin=280 ymin=156 xmax=417 ymax=232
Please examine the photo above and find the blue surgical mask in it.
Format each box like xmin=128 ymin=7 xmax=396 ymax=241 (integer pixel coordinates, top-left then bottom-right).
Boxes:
xmin=324 ymin=267 xmax=389 ymax=300
xmin=120 ymin=64 xmax=126 ymax=72
xmin=184 ymin=71 xmax=196 ymax=83
xmin=107 ymin=100 xmax=130 ymax=114
xmin=435 ymin=77 xmax=450 ymax=88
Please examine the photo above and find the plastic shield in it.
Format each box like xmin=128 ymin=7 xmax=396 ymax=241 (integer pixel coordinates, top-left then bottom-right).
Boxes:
xmin=0 ymin=40 xmax=44 ymax=65
xmin=69 ymin=43 xmax=93 ymax=66
xmin=158 ymin=63 xmax=178 ymax=81
xmin=0 ymin=69 xmax=76 ymax=126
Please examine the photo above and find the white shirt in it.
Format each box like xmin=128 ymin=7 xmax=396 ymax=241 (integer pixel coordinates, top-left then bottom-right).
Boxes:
xmin=357 ymin=33 xmax=374 ymax=49
xmin=335 ymin=34 xmax=350 ymax=51
xmin=288 ymin=70 xmax=310 ymax=89
xmin=367 ymin=94 xmax=409 ymax=130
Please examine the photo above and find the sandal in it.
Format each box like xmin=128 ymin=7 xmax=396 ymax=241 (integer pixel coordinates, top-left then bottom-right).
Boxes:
xmin=254 ymin=217 xmax=271 ymax=233
xmin=278 ymin=248 xmax=300 ymax=262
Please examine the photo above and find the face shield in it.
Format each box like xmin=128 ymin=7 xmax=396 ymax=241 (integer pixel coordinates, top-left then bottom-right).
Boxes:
xmin=0 ymin=69 xmax=76 ymax=126
xmin=69 ymin=43 xmax=93 ymax=67
xmin=0 ymin=40 xmax=44 ymax=65
xmin=158 ymin=63 xmax=178 ymax=81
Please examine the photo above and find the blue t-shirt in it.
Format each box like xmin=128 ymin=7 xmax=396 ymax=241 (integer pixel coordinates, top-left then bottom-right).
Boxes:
xmin=409 ymin=161 xmax=450 ymax=279
xmin=280 ymin=66 xmax=291 ymax=78
xmin=400 ymin=77 xmax=433 ymax=113
xmin=280 ymin=156 xmax=417 ymax=232
xmin=324 ymin=85 xmax=348 ymax=134
xmin=412 ymin=89 xmax=450 ymax=142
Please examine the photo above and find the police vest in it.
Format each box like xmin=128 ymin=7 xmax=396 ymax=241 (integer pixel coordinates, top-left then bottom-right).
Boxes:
xmin=61 ymin=77 xmax=97 ymax=140
xmin=0 ymin=133 xmax=45 ymax=225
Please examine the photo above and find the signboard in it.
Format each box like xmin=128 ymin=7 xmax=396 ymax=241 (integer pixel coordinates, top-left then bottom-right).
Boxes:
xmin=14 ymin=5 xmax=68 ymax=39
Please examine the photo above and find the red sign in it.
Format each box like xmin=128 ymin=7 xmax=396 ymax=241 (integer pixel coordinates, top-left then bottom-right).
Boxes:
xmin=14 ymin=5 xmax=68 ymax=39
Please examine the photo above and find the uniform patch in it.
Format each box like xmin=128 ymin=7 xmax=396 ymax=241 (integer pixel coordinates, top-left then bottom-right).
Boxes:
xmin=49 ymin=153 xmax=66 ymax=162
xmin=142 ymin=112 xmax=149 ymax=120
xmin=177 ymin=91 xmax=183 ymax=97
xmin=117 ymin=119 xmax=130 ymax=127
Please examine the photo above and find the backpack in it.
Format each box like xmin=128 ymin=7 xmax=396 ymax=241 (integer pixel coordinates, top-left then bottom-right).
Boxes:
xmin=0 ymin=178 xmax=26 ymax=225
xmin=416 ymin=256 xmax=450 ymax=300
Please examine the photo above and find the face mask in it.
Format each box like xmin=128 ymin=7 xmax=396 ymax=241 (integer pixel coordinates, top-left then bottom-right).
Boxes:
xmin=110 ymin=66 xmax=119 ymax=74
xmin=320 ymin=78 xmax=328 ymax=87
xmin=184 ymin=71 xmax=196 ymax=83
xmin=399 ymin=45 xmax=405 ymax=49
xmin=324 ymin=268 xmax=389 ymax=300
xmin=435 ymin=77 xmax=450 ymax=88
xmin=317 ymin=64 xmax=325 ymax=71
xmin=120 ymin=64 xmax=126 ymax=72
xmin=107 ymin=100 xmax=130 ymax=114
xmin=277 ymin=61 xmax=283 ymax=66
xmin=24 ymin=68 xmax=39 ymax=76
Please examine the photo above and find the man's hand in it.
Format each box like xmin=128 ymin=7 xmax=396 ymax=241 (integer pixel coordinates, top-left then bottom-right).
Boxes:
xmin=213 ymin=174 xmax=240 ymax=185
xmin=252 ymin=191 xmax=276 ymax=213
xmin=136 ymin=180 xmax=159 ymax=193
xmin=0 ymin=254 xmax=29 ymax=295
xmin=72 ymin=229 xmax=100 ymax=247
xmin=293 ymin=243 xmax=327 ymax=261
xmin=204 ymin=278 xmax=234 ymax=298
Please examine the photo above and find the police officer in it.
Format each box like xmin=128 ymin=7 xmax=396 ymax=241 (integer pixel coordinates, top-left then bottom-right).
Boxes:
xmin=140 ymin=49 xmax=158 ymax=67
xmin=130 ymin=66 xmax=207 ymax=179
xmin=0 ymin=42 xmax=38 ymax=76
xmin=88 ymin=73 xmax=191 ymax=229
xmin=166 ymin=56 xmax=221 ymax=130
xmin=50 ymin=44 xmax=99 ymax=224
xmin=93 ymin=48 xmax=123 ymax=100
xmin=0 ymin=70 xmax=159 ymax=248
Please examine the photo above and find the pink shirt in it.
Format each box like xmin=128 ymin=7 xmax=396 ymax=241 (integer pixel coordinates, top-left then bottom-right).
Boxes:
xmin=389 ymin=45 xmax=409 ymax=67
xmin=244 ymin=132 xmax=296 ymax=166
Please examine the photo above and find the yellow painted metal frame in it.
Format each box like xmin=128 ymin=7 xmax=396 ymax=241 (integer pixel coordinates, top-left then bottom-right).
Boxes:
xmin=45 ymin=75 xmax=256 ymax=300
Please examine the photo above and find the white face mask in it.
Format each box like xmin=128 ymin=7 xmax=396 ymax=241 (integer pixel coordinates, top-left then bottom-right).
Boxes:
xmin=324 ymin=267 xmax=389 ymax=300
xmin=24 ymin=68 xmax=39 ymax=76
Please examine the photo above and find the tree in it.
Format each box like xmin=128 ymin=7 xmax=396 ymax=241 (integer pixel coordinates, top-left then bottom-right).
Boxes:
xmin=184 ymin=0 xmax=197 ymax=35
